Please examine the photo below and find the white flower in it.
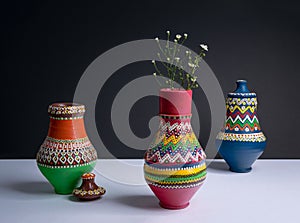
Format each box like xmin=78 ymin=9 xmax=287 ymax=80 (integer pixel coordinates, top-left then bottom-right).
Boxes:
xmin=184 ymin=33 xmax=188 ymax=38
xmin=191 ymin=78 xmax=196 ymax=82
xmin=151 ymin=60 xmax=155 ymax=64
xmin=188 ymin=62 xmax=196 ymax=68
xmin=200 ymin=44 xmax=208 ymax=51
xmin=174 ymin=57 xmax=180 ymax=62
xmin=167 ymin=57 xmax=170 ymax=61
xmin=176 ymin=34 xmax=182 ymax=39
xmin=153 ymin=72 xmax=157 ymax=76
xmin=166 ymin=30 xmax=170 ymax=34
xmin=174 ymin=39 xmax=178 ymax=43
xmin=155 ymin=37 xmax=159 ymax=41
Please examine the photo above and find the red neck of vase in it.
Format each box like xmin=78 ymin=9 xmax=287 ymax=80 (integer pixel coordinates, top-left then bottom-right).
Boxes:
xmin=159 ymin=88 xmax=192 ymax=116
xmin=47 ymin=118 xmax=87 ymax=139
xmin=46 ymin=103 xmax=87 ymax=139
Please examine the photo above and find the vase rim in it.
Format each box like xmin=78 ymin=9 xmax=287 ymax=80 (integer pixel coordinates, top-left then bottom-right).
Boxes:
xmin=160 ymin=88 xmax=192 ymax=92
xmin=48 ymin=102 xmax=85 ymax=118
xmin=50 ymin=102 xmax=84 ymax=108
xmin=81 ymin=173 xmax=96 ymax=180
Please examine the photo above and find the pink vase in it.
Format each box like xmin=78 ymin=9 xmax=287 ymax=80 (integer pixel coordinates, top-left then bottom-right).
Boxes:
xmin=144 ymin=88 xmax=207 ymax=209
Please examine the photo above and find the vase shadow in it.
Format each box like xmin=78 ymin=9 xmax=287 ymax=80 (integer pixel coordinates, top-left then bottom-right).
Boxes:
xmin=9 ymin=181 xmax=53 ymax=195
xmin=115 ymin=195 xmax=161 ymax=210
xmin=67 ymin=196 xmax=105 ymax=202
xmin=207 ymin=160 xmax=230 ymax=173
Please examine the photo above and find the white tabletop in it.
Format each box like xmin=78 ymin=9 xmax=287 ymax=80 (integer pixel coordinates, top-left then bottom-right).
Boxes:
xmin=0 ymin=159 xmax=299 ymax=223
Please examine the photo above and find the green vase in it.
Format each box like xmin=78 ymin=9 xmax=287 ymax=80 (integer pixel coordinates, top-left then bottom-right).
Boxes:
xmin=36 ymin=103 xmax=98 ymax=194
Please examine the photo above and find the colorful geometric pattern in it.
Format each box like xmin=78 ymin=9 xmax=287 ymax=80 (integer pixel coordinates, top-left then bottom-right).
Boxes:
xmin=48 ymin=104 xmax=85 ymax=115
xmin=48 ymin=103 xmax=85 ymax=119
xmin=220 ymin=92 xmax=266 ymax=142
xmin=73 ymin=187 xmax=106 ymax=196
xmin=144 ymin=161 xmax=206 ymax=189
xmin=36 ymin=137 xmax=97 ymax=168
xmin=145 ymin=118 xmax=206 ymax=164
xmin=216 ymin=132 xmax=266 ymax=142
xmin=144 ymin=115 xmax=206 ymax=189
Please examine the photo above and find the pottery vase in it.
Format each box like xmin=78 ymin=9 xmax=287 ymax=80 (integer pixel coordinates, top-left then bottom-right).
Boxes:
xmin=216 ymin=80 xmax=267 ymax=173
xmin=144 ymin=89 xmax=207 ymax=209
xmin=36 ymin=103 xmax=98 ymax=194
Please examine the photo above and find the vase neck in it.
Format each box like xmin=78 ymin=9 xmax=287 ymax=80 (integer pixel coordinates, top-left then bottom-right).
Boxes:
xmin=47 ymin=118 xmax=87 ymax=139
xmin=159 ymin=88 xmax=192 ymax=116
xmin=234 ymin=80 xmax=250 ymax=93
xmin=46 ymin=102 xmax=87 ymax=139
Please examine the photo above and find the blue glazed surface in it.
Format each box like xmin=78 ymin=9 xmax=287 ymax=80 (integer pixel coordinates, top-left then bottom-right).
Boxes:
xmin=217 ymin=140 xmax=266 ymax=173
xmin=216 ymin=80 xmax=267 ymax=173
xmin=234 ymin=80 xmax=250 ymax=93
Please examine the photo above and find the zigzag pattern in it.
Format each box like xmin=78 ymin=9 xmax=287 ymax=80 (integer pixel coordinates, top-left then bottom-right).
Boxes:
xmin=226 ymin=118 xmax=260 ymax=130
xmin=227 ymin=111 xmax=255 ymax=119
xmin=162 ymin=132 xmax=198 ymax=147
xmin=155 ymin=135 xmax=200 ymax=154
xmin=146 ymin=150 xmax=205 ymax=164
xmin=144 ymin=162 xmax=206 ymax=175
xmin=162 ymin=134 xmax=182 ymax=146
xmin=227 ymin=105 xmax=256 ymax=113
xmin=226 ymin=115 xmax=259 ymax=124
xmin=226 ymin=123 xmax=260 ymax=132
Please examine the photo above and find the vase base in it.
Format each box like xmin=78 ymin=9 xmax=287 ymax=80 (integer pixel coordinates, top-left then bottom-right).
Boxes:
xmin=159 ymin=202 xmax=189 ymax=210
xmin=229 ymin=167 xmax=252 ymax=173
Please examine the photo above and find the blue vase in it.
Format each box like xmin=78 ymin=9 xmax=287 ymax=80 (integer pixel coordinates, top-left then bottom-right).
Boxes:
xmin=216 ymin=80 xmax=267 ymax=173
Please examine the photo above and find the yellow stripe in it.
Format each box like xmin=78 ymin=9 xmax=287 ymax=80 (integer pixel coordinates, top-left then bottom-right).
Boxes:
xmin=144 ymin=163 xmax=206 ymax=176
xmin=227 ymin=105 xmax=255 ymax=113
xmin=162 ymin=132 xmax=198 ymax=146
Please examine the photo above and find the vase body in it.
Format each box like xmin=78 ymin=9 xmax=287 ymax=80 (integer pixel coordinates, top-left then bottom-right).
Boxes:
xmin=144 ymin=89 xmax=207 ymax=209
xmin=216 ymin=80 xmax=267 ymax=173
xmin=36 ymin=103 xmax=98 ymax=194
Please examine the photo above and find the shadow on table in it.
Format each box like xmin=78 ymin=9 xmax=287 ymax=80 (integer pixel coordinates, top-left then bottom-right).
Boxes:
xmin=67 ymin=196 xmax=106 ymax=202
xmin=9 ymin=181 xmax=53 ymax=195
xmin=115 ymin=195 xmax=161 ymax=210
xmin=207 ymin=160 xmax=230 ymax=173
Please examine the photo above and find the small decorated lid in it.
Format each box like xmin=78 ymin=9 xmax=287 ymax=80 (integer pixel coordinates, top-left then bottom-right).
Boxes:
xmin=81 ymin=173 xmax=96 ymax=180
xmin=73 ymin=173 xmax=106 ymax=201
xmin=228 ymin=80 xmax=256 ymax=98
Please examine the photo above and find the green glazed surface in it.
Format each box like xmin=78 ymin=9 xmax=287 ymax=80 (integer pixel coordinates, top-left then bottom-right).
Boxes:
xmin=37 ymin=161 xmax=96 ymax=194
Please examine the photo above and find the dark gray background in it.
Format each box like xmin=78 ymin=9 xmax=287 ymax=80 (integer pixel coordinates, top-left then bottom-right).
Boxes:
xmin=2 ymin=0 xmax=300 ymax=159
